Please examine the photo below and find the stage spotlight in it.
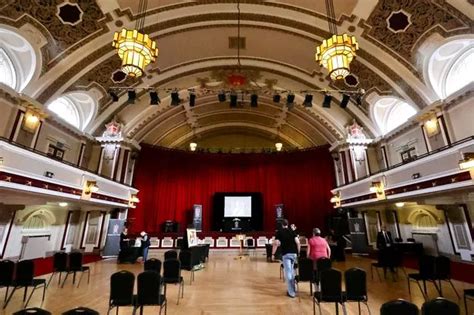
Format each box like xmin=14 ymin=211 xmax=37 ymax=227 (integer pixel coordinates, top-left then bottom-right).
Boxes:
xmin=218 ymin=91 xmax=226 ymax=102
xmin=230 ymin=93 xmax=238 ymax=108
xmin=189 ymin=92 xmax=196 ymax=107
xmin=286 ymin=93 xmax=295 ymax=107
xmin=340 ymin=94 xmax=350 ymax=109
xmin=303 ymin=94 xmax=313 ymax=107
xmin=273 ymin=94 xmax=281 ymax=103
xmin=127 ymin=90 xmax=136 ymax=104
xmin=109 ymin=90 xmax=119 ymax=102
xmin=171 ymin=91 xmax=181 ymax=106
xmin=322 ymin=94 xmax=332 ymax=108
xmin=250 ymin=94 xmax=258 ymax=107
xmin=149 ymin=91 xmax=160 ymax=105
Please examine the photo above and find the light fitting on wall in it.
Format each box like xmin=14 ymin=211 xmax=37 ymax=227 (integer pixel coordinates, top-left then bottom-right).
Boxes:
xmin=130 ymin=194 xmax=140 ymax=203
xmin=59 ymin=202 xmax=68 ymax=207
xmin=190 ymin=142 xmax=197 ymax=151
xmin=395 ymin=202 xmax=405 ymax=208
xmin=315 ymin=0 xmax=359 ymax=80
xmin=459 ymin=152 xmax=474 ymax=170
xmin=330 ymin=191 xmax=341 ymax=207
xmin=369 ymin=181 xmax=385 ymax=200
xmin=22 ymin=109 xmax=43 ymax=133
xmin=275 ymin=142 xmax=283 ymax=152
xmin=424 ymin=118 xmax=439 ymax=137
xmin=84 ymin=180 xmax=99 ymax=195
xmin=112 ymin=0 xmax=158 ymax=77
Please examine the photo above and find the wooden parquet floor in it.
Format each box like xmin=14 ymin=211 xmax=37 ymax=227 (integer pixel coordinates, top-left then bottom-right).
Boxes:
xmin=1 ymin=251 xmax=471 ymax=314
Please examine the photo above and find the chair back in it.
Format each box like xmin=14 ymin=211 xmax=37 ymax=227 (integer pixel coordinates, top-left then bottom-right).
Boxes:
xmin=136 ymin=271 xmax=164 ymax=305
xmin=163 ymin=259 xmax=181 ymax=283
xmin=297 ymin=258 xmax=314 ymax=282
xmin=178 ymin=250 xmax=193 ymax=270
xmin=144 ymin=258 xmax=162 ymax=274
xmin=421 ymin=297 xmax=459 ymax=315
xmin=345 ymin=268 xmax=367 ymax=301
xmin=109 ymin=270 xmax=135 ymax=306
xmin=13 ymin=308 xmax=52 ymax=315
xmin=419 ymin=255 xmax=436 ymax=280
xmin=0 ymin=260 xmax=15 ymax=286
xmin=315 ymin=257 xmax=332 ymax=283
xmin=380 ymin=299 xmax=419 ymax=315
xmin=320 ymin=268 xmax=343 ymax=301
xmin=434 ymin=255 xmax=451 ymax=280
xmin=395 ymin=238 xmax=402 ymax=243
xmin=53 ymin=252 xmax=69 ymax=272
xmin=176 ymin=238 xmax=184 ymax=248
xmin=69 ymin=252 xmax=84 ymax=271
xmin=62 ymin=307 xmax=100 ymax=315
xmin=15 ymin=259 xmax=35 ymax=285
xmin=245 ymin=238 xmax=254 ymax=247
xmin=164 ymin=250 xmax=178 ymax=261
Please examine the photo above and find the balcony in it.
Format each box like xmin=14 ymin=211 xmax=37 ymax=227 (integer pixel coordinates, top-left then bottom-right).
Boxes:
xmin=0 ymin=137 xmax=137 ymax=207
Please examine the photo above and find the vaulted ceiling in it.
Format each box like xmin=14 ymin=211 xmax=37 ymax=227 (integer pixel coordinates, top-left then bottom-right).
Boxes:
xmin=0 ymin=0 xmax=472 ymax=149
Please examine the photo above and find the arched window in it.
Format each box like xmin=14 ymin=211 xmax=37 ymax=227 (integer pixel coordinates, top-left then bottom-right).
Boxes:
xmin=47 ymin=92 xmax=96 ymax=131
xmin=48 ymin=96 xmax=81 ymax=129
xmin=373 ymin=97 xmax=417 ymax=135
xmin=0 ymin=48 xmax=16 ymax=89
xmin=0 ymin=28 xmax=37 ymax=92
xmin=427 ymin=38 xmax=474 ymax=99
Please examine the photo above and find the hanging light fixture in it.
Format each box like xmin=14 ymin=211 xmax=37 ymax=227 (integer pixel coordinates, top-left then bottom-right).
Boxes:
xmin=275 ymin=143 xmax=283 ymax=152
xmin=315 ymin=0 xmax=359 ymax=80
xmin=112 ymin=0 xmax=158 ymax=78
xmin=190 ymin=142 xmax=197 ymax=151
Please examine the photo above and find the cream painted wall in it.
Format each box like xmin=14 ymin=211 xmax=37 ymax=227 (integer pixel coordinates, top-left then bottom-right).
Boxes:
xmin=446 ymin=98 xmax=474 ymax=142
xmin=384 ymin=127 xmax=427 ymax=166
xmin=0 ymin=99 xmax=18 ymax=138
xmin=35 ymin=123 xmax=82 ymax=165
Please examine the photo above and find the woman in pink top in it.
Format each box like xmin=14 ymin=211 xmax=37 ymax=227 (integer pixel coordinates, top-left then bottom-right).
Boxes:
xmin=307 ymin=228 xmax=331 ymax=264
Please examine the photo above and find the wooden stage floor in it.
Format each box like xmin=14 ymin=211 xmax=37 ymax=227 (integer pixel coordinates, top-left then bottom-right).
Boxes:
xmin=1 ymin=250 xmax=470 ymax=314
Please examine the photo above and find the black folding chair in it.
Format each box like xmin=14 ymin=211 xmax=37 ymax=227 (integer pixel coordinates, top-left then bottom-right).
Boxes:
xmin=13 ymin=308 xmax=51 ymax=315
xmin=314 ymin=257 xmax=332 ymax=288
xmin=345 ymin=268 xmax=371 ymax=315
xmin=0 ymin=260 xmax=15 ymax=305
xmin=144 ymin=258 xmax=162 ymax=275
xmin=133 ymin=271 xmax=167 ymax=315
xmin=164 ymin=250 xmax=178 ymax=261
xmin=408 ymin=255 xmax=438 ymax=300
xmin=421 ymin=297 xmax=459 ymax=315
xmin=434 ymin=255 xmax=459 ymax=299
xmin=62 ymin=252 xmax=90 ymax=288
xmin=163 ymin=259 xmax=184 ymax=305
xmin=5 ymin=260 xmax=47 ymax=309
xmin=62 ymin=307 xmax=99 ymax=314
xmin=245 ymin=238 xmax=256 ymax=256
xmin=313 ymin=268 xmax=347 ymax=315
xmin=464 ymin=289 xmax=474 ymax=315
xmin=107 ymin=270 xmax=135 ymax=315
xmin=178 ymin=250 xmax=195 ymax=284
xmin=47 ymin=252 xmax=68 ymax=288
xmin=295 ymin=257 xmax=315 ymax=295
xmin=380 ymin=299 xmax=419 ymax=315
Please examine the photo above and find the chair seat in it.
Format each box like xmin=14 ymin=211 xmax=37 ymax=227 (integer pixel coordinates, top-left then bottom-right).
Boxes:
xmin=371 ymin=262 xmax=384 ymax=267
xmin=133 ymin=294 xmax=167 ymax=306
xmin=314 ymin=291 xmax=346 ymax=303
xmin=465 ymin=289 xmax=474 ymax=297
xmin=344 ymin=293 xmax=367 ymax=302
xmin=408 ymin=273 xmax=433 ymax=281
xmin=164 ymin=276 xmax=183 ymax=284
xmin=14 ymin=279 xmax=46 ymax=287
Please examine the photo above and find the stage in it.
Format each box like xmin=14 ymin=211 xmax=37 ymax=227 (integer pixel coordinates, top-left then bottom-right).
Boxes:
xmin=146 ymin=231 xmax=276 ymax=249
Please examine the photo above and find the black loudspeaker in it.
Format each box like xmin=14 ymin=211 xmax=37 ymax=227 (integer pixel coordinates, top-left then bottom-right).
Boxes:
xmin=163 ymin=220 xmax=178 ymax=233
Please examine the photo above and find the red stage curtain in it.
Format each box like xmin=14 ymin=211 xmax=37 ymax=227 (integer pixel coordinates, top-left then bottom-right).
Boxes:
xmin=129 ymin=145 xmax=335 ymax=236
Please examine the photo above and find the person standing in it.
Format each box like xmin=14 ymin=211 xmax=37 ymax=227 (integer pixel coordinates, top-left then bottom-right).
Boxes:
xmin=307 ymin=228 xmax=331 ymax=266
xmin=140 ymin=231 xmax=151 ymax=262
xmin=119 ymin=227 xmax=129 ymax=250
xmin=376 ymin=225 xmax=395 ymax=273
xmin=272 ymin=219 xmax=300 ymax=298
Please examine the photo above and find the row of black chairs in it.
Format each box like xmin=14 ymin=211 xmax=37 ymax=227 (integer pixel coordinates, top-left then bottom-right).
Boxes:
xmin=312 ymin=267 xmax=369 ymax=315
xmin=0 ymin=259 xmax=46 ymax=309
xmin=144 ymin=258 xmax=185 ymax=305
xmin=108 ymin=270 xmax=167 ymax=315
xmin=407 ymin=255 xmax=459 ymax=300
xmin=380 ymin=297 xmax=459 ymax=315
xmin=13 ymin=307 xmax=98 ymax=314
xmin=48 ymin=252 xmax=90 ymax=288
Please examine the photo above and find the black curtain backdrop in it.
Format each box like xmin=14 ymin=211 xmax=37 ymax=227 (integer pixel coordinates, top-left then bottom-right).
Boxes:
xmin=130 ymin=145 xmax=335 ymax=236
